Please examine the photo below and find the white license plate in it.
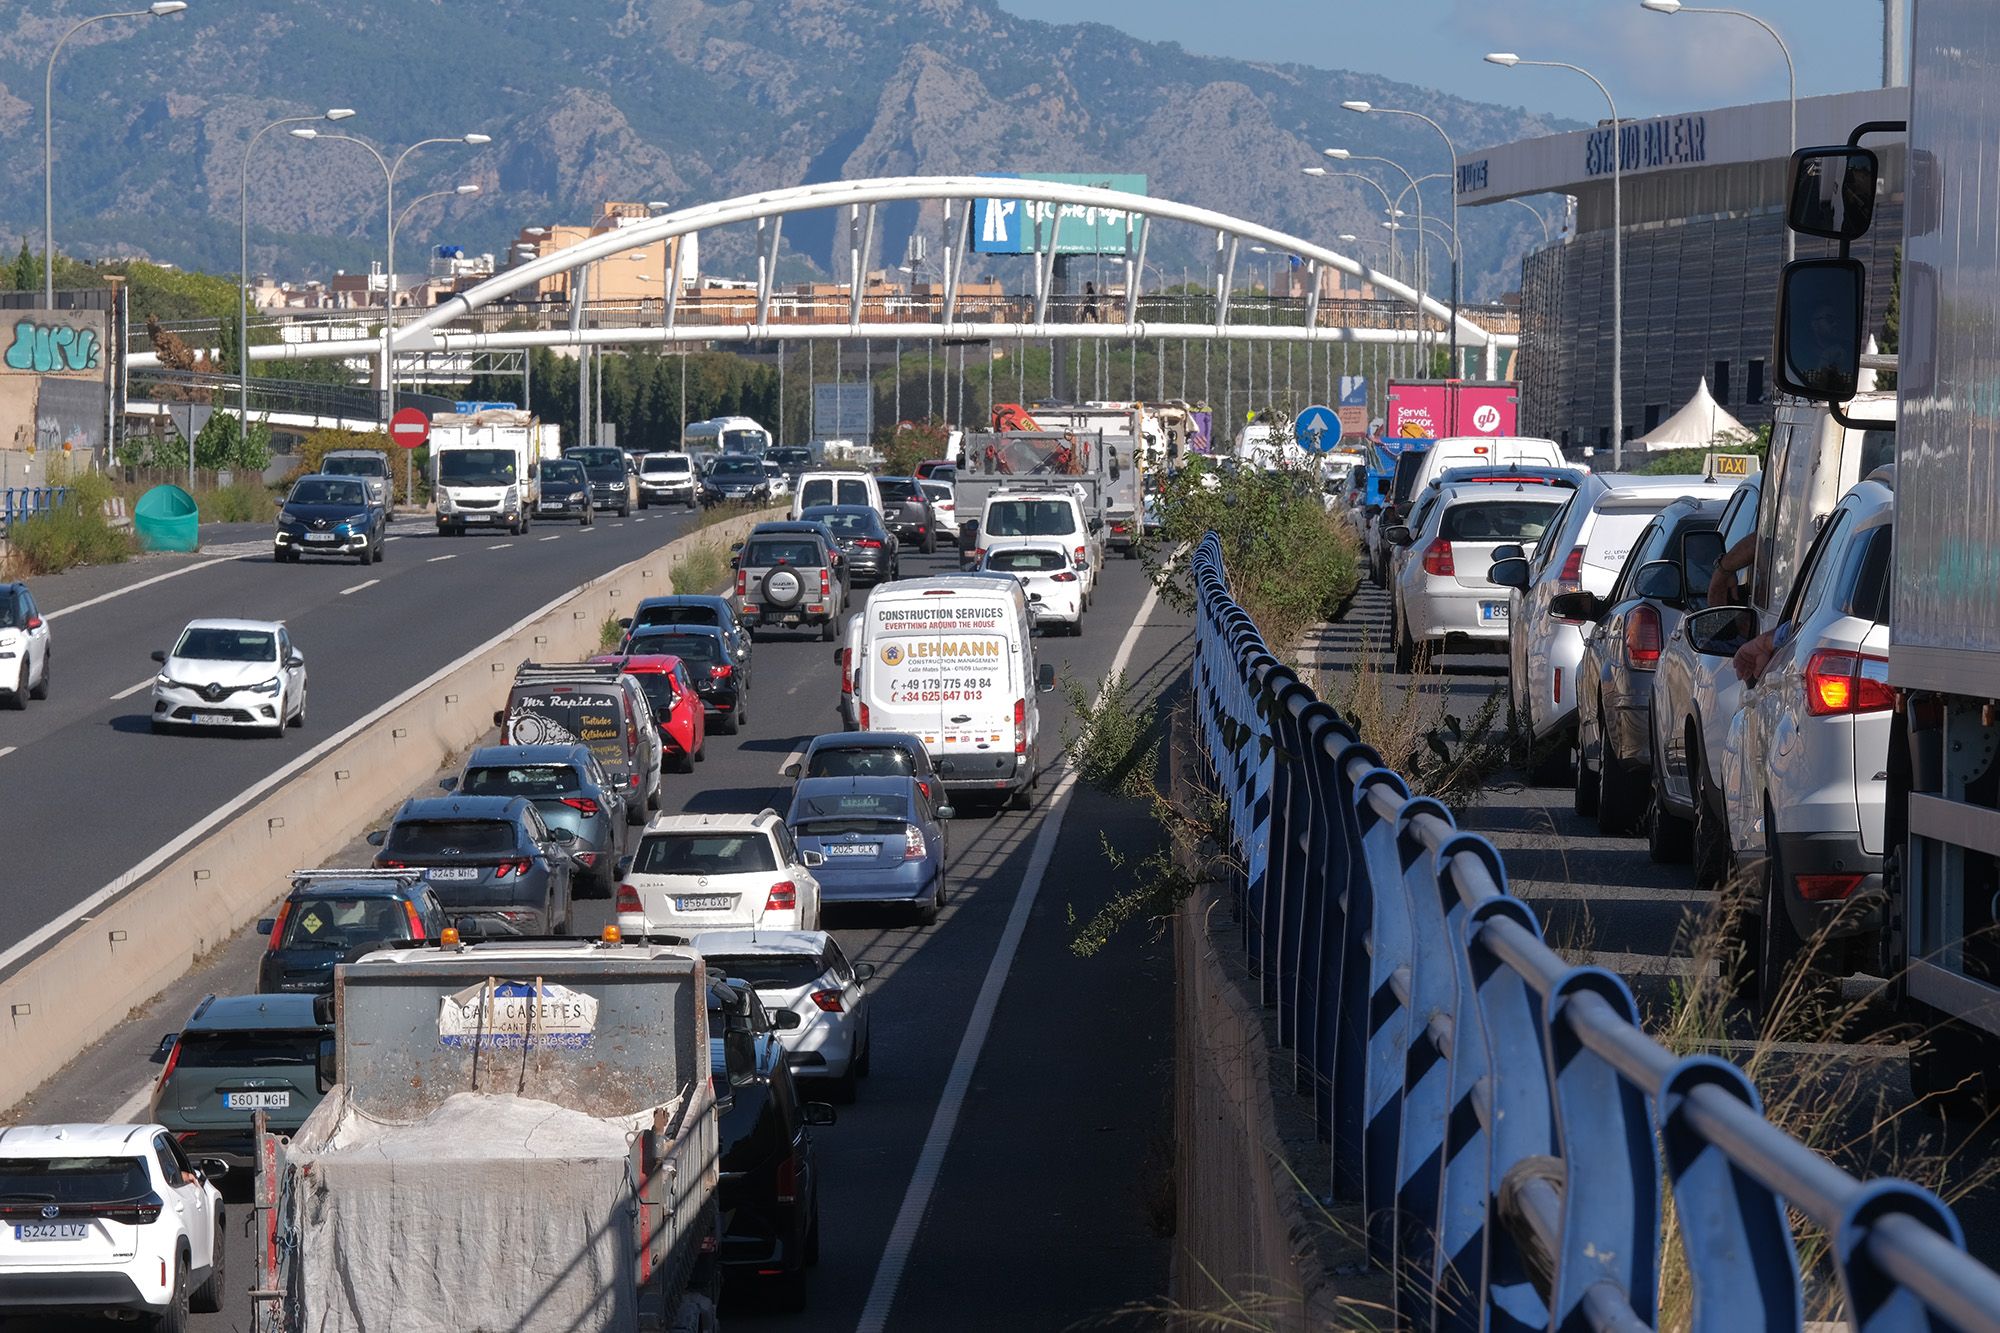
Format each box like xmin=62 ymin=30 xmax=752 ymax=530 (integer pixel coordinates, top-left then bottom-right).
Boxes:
xmin=13 ymin=1222 xmax=89 ymax=1242
xmin=675 ymin=895 xmax=737 ymax=911
xmin=825 ymin=843 xmax=877 ymax=857
xmin=540 ymin=501 xmax=563 ymax=510
xmin=304 ymin=533 xmax=337 ymax=543
xmin=427 ymin=867 xmax=480 ymax=881
xmin=190 ymin=713 xmax=233 ymax=725
xmin=224 ymin=1090 xmax=291 ymax=1109
xmin=1479 ymin=601 xmax=1509 ymax=623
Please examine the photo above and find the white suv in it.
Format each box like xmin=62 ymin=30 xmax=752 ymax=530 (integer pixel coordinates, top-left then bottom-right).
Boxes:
xmin=0 ymin=582 xmax=52 ymax=709
xmin=0 ymin=1122 xmax=227 ymax=1326
xmin=617 ymin=810 xmax=824 ymax=933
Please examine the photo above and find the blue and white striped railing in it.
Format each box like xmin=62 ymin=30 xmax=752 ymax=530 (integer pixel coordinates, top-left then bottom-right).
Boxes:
xmin=1188 ymin=530 xmax=2000 ymax=1333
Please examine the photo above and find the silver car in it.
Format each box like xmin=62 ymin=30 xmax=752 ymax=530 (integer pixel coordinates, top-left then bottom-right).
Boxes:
xmin=320 ymin=449 xmax=393 ymax=508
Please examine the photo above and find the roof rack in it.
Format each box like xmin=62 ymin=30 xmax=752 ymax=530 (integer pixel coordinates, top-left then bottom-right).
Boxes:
xmin=288 ymin=868 xmax=427 ymax=886
xmin=512 ymin=661 xmax=631 ymax=681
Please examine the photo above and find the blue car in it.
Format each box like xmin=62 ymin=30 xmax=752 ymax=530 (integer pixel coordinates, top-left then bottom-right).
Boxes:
xmin=274 ymin=473 xmax=388 ymax=565
xmin=784 ymin=776 xmax=951 ymax=924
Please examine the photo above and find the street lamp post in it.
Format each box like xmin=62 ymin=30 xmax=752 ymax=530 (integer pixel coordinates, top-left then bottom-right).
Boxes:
xmin=43 ymin=2 xmax=189 ymax=307
xmin=1505 ymin=197 xmax=1555 ymax=246
xmin=1304 ymin=165 xmax=1408 ymax=283
xmin=1487 ymin=53 xmax=1626 ymax=466
xmin=1641 ymin=0 xmax=1796 ymax=260
xmin=240 ymin=109 xmax=354 ymax=448
xmin=1340 ymin=102 xmax=1464 ymax=374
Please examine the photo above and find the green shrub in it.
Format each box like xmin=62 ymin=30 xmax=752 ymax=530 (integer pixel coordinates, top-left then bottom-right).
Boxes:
xmin=671 ymin=544 xmax=728 ymax=595
xmin=7 ymin=471 xmax=135 ymax=574
xmin=198 ymin=481 xmax=277 ymax=524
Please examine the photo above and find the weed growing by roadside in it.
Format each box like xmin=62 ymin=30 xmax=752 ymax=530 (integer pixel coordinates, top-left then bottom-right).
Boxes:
xmin=1062 ymin=671 xmax=1158 ymax=797
xmin=1315 ymin=635 xmax=1510 ymax=807
xmin=599 ymin=613 xmax=625 ymax=652
xmin=197 ymin=480 xmax=276 ymax=524
xmin=671 ymin=544 xmax=727 ymax=595
xmin=7 ymin=469 xmax=134 ymax=575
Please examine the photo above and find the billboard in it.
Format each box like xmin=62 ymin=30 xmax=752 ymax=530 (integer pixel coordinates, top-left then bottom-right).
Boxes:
xmin=813 ymin=382 xmax=873 ymax=440
xmin=971 ymin=174 xmax=1149 ymax=256
xmin=1385 ymin=381 xmax=1520 ymax=440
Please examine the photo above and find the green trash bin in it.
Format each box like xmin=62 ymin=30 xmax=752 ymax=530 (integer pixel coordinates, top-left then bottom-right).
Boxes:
xmin=134 ymin=484 xmax=200 ymax=553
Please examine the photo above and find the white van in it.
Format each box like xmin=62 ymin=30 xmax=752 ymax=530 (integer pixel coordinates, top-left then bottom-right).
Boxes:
xmin=1405 ymin=435 xmax=1568 ymax=501
xmin=970 ymin=485 xmax=1104 ymax=605
xmin=854 ymin=575 xmax=1057 ymax=809
xmin=791 ymin=471 xmax=883 ymax=518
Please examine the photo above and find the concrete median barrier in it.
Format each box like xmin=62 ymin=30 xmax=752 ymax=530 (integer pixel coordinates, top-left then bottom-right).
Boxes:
xmin=0 ymin=511 xmax=771 ymax=1116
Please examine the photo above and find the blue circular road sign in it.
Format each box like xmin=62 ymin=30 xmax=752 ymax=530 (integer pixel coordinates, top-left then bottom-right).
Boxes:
xmin=1294 ymin=404 xmax=1340 ymax=453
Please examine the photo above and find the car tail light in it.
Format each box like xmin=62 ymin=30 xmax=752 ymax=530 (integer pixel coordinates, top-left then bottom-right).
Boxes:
xmin=711 ymin=664 xmax=732 ymax=679
xmin=810 ymin=988 xmax=845 ymax=1013
xmin=839 ymin=648 xmax=853 ymax=699
xmin=856 ymin=538 xmax=882 ymax=548
xmin=1797 ymin=872 xmax=1866 ymax=902
xmin=904 ymin=824 xmax=927 ymax=860
xmin=1014 ymin=698 xmax=1027 ymax=755
xmin=859 ymin=702 xmax=871 ymax=730
xmin=561 ymin=797 xmax=602 ymax=816
xmin=93 ymin=1199 xmax=165 ymax=1225
xmin=1051 ymin=571 xmax=1078 ymax=583
xmin=736 ymin=569 xmax=747 ymax=597
xmin=966 ymin=547 xmax=985 ymax=564
xmin=1557 ymin=546 xmax=1585 ymax=590
xmin=630 ymin=773 xmax=642 ymax=789
xmin=1805 ymin=649 xmax=1894 ymax=717
xmin=492 ymin=858 xmax=533 ymax=879
xmin=1422 ymin=539 xmax=1455 ymax=577
xmin=1553 ymin=668 xmax=1563 ymax=706
xmin=265 ymin=900 xmax=293 ymax=952
xmin=379 ymin=859 xmax=407 ymax=869
xmin=1623 ymin=604 xmax=1663 ymax=670
xmin=1073 ymin=544 xmax=1088 ymax=567
xmin=627 ymin=718 xmax=638 ymax=753
xmin=402 ymin=899 xmax=426 ymax=940
xmin=775 ymin=1151 xmax=800 ymax=1204
xmin=820 ymin=569 xmax=831 ymax=597
xmin=616 ymin=884 xmax=642 ymax=914
xmin=156 ymin=1038 xmax=182 ymax=1087
xmin=766 ymin=881 xmax=798 ymax=912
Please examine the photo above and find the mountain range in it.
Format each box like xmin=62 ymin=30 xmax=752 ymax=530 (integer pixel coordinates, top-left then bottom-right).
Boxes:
xmin=0 ymin=0 xmax=1576 ymax=302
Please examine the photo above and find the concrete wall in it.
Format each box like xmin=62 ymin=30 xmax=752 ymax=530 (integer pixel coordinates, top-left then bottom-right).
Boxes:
xmin=0 ymin=511 xmax=771 ymax=1116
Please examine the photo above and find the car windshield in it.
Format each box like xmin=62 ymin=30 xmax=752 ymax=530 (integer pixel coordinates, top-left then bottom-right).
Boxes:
xmin=1439 ymin=501 xmax=1563 ymax=542
xmin=569 ymin=449 xmax=625 ymax=480
xmin=642 ymin=456 xmax=688 ymax=475
xmin=721 ymin=430 xmax=764 ymax=454
xmin=0 ymin=1156 xmax=150 ymax=1204
xmin=173 ymin=1029 xmax=321 ymax=1068
xmin=773 ymin=449 xmax=812 ymax=467
xmin=805 ymin=747 xmax=915 ymax=779
xmin=629 ymin=632 xmax=720 ymax=664
xmin=461 ymin=764 xmax=585 ymax=798
xmin=792 ymin=791 xmax=906 ymax=821
xmin=385 ymin=819 xmax=518 ymax=857
xmin=711 ymin=458 xmax=763 ymax=480
xmin=746 ymin=540 xmax=822 ymax=566
xmin=705 ymin=954 xmax=825 ymax=990
xmin=288 ymin=479 xmax=367 ymax=507
xmin=633 ymin=832 xmax=777 ymax=875
xmin=807 ymin=510 xmax=877 ymax=537
xmin=278 ymin=896 xmax=410 ymax=948
xmin=543 ymin=461 xmax=585 ymax=486
xmin=173 ymin=627 xmax=275 ymax=662
xmin=986 ymin=499 xmax=1076 ymax=537
xmin=985 ymin=548 xmax=1068 ymax=573
xmin=320 ymin=456 xmax=387 ymax=478
xmin=437 ymin=449 xmax=517 ymax=486
xmin=878 ymin=479 xmax=919 ymax=503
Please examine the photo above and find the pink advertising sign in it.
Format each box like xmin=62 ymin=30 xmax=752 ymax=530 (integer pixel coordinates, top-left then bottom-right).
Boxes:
xmin=1385 ymin=381 xmax=1520 ymax=439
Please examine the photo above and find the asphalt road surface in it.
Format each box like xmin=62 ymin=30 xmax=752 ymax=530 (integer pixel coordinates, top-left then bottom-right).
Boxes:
xmin=4 ymin=536 xmax=1182 ymax=1331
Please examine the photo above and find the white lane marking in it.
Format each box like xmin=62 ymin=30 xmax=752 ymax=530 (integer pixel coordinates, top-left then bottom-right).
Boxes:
xmin=0 ymin=572 xmax=658 ymax=979
xmin=539 ymin=535 xmax=564 ymax=543
xmin=634 ymin=516 xmax=648 ymax=524
xmin=426 ymin=554 xmax=457 ymax=564
xmin=488 ymin=542 xmax=514 ymax=550
xmin=611 ymin=522 xmax=625 ymax=528
xmin=855 ymin=578 xmax=1161 ymax=1333
xmin=109 ymin=677 xmax=156 ymax=701
xmin=0 ymin=746 xmax=15 ymax=761
xmin=385 ymin=535 xmax=404 ymax=542
xmin=44 ymin=555 xmax=243 ymax=622
xmin=339 ymin=579 xmax=380 ymax=596
xmin=110 ymin=1082 xmax=154 ymax=1125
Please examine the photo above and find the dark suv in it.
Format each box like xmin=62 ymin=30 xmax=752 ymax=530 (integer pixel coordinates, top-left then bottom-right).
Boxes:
xmin=622 ymin=623 xmax=747 ymax=732
xmin=256 ymin=870 xmax=447 ymax=993
xmin=623 ymin=594 xmax=754 ymax=666
xmin=876 ymin=476 xmax=938 ymax=553
xmin=367 ymin=795 xmax=580 ymax=934
xmin=709 ymin=978 xmax=834 ymax=1310
xmin=146 ymin=993 xmax=333 ymax=1175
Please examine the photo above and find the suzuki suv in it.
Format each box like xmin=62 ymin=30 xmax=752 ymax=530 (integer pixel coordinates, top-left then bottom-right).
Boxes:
xmin=735 ymin=531 xmax=845 ymax=642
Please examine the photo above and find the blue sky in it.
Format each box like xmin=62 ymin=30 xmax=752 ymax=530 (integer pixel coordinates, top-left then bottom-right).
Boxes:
xmin=997 ymin=0 xmax=1890 ymax=123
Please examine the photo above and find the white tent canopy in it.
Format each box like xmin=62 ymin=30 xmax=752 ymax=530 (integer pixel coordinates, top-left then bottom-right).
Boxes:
xmin=1635 ymin=378 xmax=1752 ymax=450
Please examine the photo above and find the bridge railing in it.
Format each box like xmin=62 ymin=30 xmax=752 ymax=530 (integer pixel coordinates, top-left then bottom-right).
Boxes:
xmin=1187 ymin=530 xmax=2000 ymax=1332
xmin=0 ymin=487 xmax=71 ymax=533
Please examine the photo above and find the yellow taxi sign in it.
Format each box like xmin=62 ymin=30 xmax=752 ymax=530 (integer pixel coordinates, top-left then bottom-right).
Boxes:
xmin=1703 ymin=451 xmax=1760 ymax=482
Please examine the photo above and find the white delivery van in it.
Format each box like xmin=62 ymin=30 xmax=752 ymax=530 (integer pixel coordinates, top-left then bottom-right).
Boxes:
xmin=429 ymin=410 xmax=546 ymax=536
xmin=855 ymin=575 xmax=1056 ymax=809
xmin=792 ymin=471 xmax=883 ymax=518
xmin=1405 ymin=435 xmax=1568 ymax=500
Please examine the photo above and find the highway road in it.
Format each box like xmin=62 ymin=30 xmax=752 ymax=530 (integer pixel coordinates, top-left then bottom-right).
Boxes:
xmin=4 ymin=535 xmax=1184 ymax=1331
xmin=0 ymin=507 xmax=709 ymax=976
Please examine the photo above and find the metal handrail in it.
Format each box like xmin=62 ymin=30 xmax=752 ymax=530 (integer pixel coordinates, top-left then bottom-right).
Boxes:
xmin=1186 ymin=530 xmax=2000 ymax=1332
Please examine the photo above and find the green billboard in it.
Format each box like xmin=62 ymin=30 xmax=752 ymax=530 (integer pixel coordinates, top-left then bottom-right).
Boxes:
xmin=971 ymin=173 xmax=1149 ymax=256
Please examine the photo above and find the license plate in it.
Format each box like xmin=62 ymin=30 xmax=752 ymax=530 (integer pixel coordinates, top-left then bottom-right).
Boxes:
xmin=1480 ymin=601 xmax=1509 ymax=624
xmin=540 ymin=500 xmax=562 ymax=510
xmin=427 ymin=867 xmax=479 ymax=881
xmin=13 ymin=1222 xmax=89 ymax=1241
xmin=224 ymin=1090 xmax=291 ymax=1110
xmin=675 ymin=895 xmax=736 ymax=911
xmin=304 ymin=533 xmax=337 ymax=543
xmin=825 ymin=843 xmax=877 ymax=857
xmin=190 ymin=713 xmax=232 ymax=725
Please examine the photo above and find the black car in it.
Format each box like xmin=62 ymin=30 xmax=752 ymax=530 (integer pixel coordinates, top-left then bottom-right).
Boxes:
xmin=273 ymin=474 xmax=388 ymax=565
xmin=769 ymin=446 xmax=815 ymax=478
xmin=535 ymin=457 xmax=595 ymax=525
xmin=875 ymin=476 xmax=939 ymax=553
xmin=624 ymin=594 xmax=754 ymax=666
xmin=709 ymin=977 xmax=834 ymax=1309
xmin=366 ymin=795 xmax=581 ymax=934
xmin=568 ymin=446 xmax=634 ymax=517
xmin=703 ymin=454 xmax=771 ymax=506
xmin=256 ymin=870 xmax=448 ymax=993
xmin=622 ymin=622 xmax=749 ymax=731
xmin=801 ymin=504 xmax=899 ymax=586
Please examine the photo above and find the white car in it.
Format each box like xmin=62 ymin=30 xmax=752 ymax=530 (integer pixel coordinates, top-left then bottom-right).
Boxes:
xmin=691 ymin=929 xmax=874 ymax=1100
xmin=0 ymin=582 xmax=52 ymax=708
xmin=1387 ymin=480 xmax=1572 ymax=670
xmin=617 ymin=810 xmax=823 ymax=933
xmin=977 ymin=539 xmax=1086 ymax=636
xmin=150 ymin=619 xmax=307 ymax=736
xmin=762 ymin=460 xmax=793 ymax=499
xmin=920 ymin=480 xmax=957 ymax=542
xmin=975 ymin=487 xmax=1104 ymax=606
xmin=636 ymin=452 xmax=698 ymax=509
xmin=0 ymin=1122 xmax=227 ymax=1324
xmin=1725 ymin=468 xmax=1894 ymax=999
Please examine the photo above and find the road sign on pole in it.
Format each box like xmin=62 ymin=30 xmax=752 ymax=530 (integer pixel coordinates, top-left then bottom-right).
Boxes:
xmin=1294 ymin=404 xmax=1340 ymax=454
xmin=390 ymin=407 xmax=430 ymax=449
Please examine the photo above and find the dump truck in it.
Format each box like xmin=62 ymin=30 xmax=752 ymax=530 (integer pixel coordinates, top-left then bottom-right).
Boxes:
xmin=958 ymin=411 xmax=1145 ymax=558
xmin=252 ymin=933 xmax=719 ymax=1333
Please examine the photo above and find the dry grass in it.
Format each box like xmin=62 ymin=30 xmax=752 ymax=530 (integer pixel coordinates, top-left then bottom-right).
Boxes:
xmin=1312 ymin=632 xmax=1509 ymax=807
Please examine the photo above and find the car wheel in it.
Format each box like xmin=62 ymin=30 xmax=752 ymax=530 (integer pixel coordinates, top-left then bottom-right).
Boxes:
xmin=373 ymin=539 xmax=386 ymax=563
xmin=674 ymin=749 xmax=695 ymax=774
xmin=1008 ymin=784 xmax=1032 ymax=812
xmin=695 ymin=742 xmax=706 ymax=763
xmin=805 ymin=1195 xmax=822 ymax=1266
xmin=716 ymin=711 xmax=739 ymax=736
xmin=855 ymin=1022 xmax=872 ymax=1077
xmin=922 ymin=532 xmax=936 ymax=555
xmin=626 ymin=796 xmax=647 ymax=827
xmin=153 ymin=1256 xmax=190 ymax=1333
xmin=770 ymin=1266 xmax=808 ymax=1314
xmin=289 ymin=691 xmax=306 ymax=728
xmin=6 ymin=661 xmax=26 ymax=709
xmin=820 ymin=618 xmax=836 ymax=643
xmin=1691 ymin=733 xmax=1731 ymax=889
xmin=828 ymin=1054 xmax=859 ymax=1104
xmin=1752 ymin=830 xmax=1813 ymax=1026
xmin=1572 ymin=730 xmax=1601 ymax=818
xmin=29 ymin=652 xmax=49 ymax=701
xmin=356 ymin=546 xmax=371 ymax=566
xmin=1645 ymin=785 xmax=1691 ymax=863
xmin=1596 ymin=731 xmax=1648 ymax=836
xmin=190 ymin=1219 xmax=225 ymax=1313
xmin=1393 ymin=619 xmax=1417 ymax=674
xmin=1909 ymin=1021 xmax=1998 ymax=1119
xmin=917 ymin=879 xmax=942 ymax=926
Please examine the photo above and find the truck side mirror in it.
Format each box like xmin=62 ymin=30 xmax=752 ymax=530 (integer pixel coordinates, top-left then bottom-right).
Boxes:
xmin=1774 ymin=258 xmax=1865 ymax=403
xmin=1490 ymin=544 xmax=1525 ymax=563
xmin=1548 ymin=590 xmax=1602 ymax=622
xmin=365 ymin=829 xmax=386 ymax=847
xmin=1037 ymin=662 xmax=1057 ymax=694
xmin=1384 ymin=524 xmax=1414 ymax=547
xmin=150 ymin=1033 xmax=178 ymax=1064
xmin=770 ymin=1009 xmax=802 ymax=1030
xmin=1787 ymin=146 xmax=1879 ymax=241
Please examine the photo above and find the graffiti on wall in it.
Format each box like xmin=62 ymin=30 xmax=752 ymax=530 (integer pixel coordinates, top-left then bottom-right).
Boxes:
xmin=0 ymin=309 xmax=110 ymax=454
xmin=4 ymin=318 xmax=103 ymax=375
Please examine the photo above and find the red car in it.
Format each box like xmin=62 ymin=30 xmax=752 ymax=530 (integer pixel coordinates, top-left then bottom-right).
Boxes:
xmin=913 ymin=458 xmax=957 ymax=481
xmin=588 ymin=653 xmax=707 ymax=772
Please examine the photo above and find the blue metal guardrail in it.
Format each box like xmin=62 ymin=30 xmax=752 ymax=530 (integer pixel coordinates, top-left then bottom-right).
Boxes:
xmin=1187 ymin=531 xmax=2000 ymax=1333
xmin=0 ymin=486 xmax=70 ymax=531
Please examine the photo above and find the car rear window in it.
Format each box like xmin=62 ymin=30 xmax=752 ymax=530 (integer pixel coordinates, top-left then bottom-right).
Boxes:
xmin=879 ymin=479 xmax=918 ymax=503
xmin=321 ymin=456 xmax=388 ymax=478
xmin=633 ymin=833 xmax=777 ymax=875
xmin=1439 ymin=501 xmax=1562 ymax=542
xmin=386 ymin=819 xmax=518 ymax=857
xmin=986 ymin=548 xmax=1069 ymax=573
xmin=800 ymin=479 xmax=835 ymax=507
xmin=805 ymin=748 xmax=916 ymax=779
xmin=629 ymin=632 xmax=721 ymax=664
xmin=986 ymin=499 xmax=1077 ymax=537
xmin=706 ymin=955 xmax=826 ymax=990
xmin=0 ymin=1157 xmax=150 ymax=1203
xmin=634 ymin=605 xmax=719 ymax=629
xmin=506 ymin=690 xmax=628 ymax=753
xmin=173 ymin=1029 xmax=322 ymax=1068
xmin=922 ymin=482 xmax=952 ymax=503
xmin=746 ymin=540 xmax=823 ymax=567
xmin=461 ymin=764 xmax=585 ymax=798
xmin=792 ymin=791 xmax=906 ymax=821
xmin=628 ymin=672 xmax=679 ymax=716
xmin=279 ymin=896 xmax=409 ymax=948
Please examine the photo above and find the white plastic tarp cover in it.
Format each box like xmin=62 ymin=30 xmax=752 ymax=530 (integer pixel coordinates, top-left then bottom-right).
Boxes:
xmin=287 ymin=1089 xmax=663 ymax=1333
